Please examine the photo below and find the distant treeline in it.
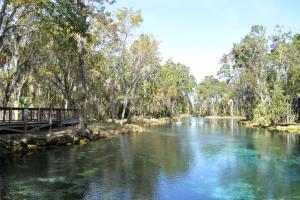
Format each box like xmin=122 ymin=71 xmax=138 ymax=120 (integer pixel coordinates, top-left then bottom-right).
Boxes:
xmin=195 ymin=25 xmax=300 ymax=125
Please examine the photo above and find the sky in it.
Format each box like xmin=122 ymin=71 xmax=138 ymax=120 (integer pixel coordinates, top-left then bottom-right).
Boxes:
xmin=109 ymin=0 xmax=300 ymax=82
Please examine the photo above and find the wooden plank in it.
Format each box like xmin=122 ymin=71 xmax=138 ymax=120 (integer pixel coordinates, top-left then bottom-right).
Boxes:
xmin=29 ymin=123 xmax=51 ymax=132
xmin=1 ymin=127 xmax=25 ymax=133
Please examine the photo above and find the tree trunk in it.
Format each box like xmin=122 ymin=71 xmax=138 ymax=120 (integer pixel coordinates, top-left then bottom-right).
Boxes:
xmin=211 ymin=99 xmax=215 ymax=116
xmin=171 ymin=101 xmax=175 ymax=116
xmin=228 ymin=99 xmax=234 ymax=117
xmin=111 ymin=98 xmax=116 ymax=124
xmin=77 ymin=39 xmax=87 ymax=130
xmin=64 ymin=99 xmax=68 ymax=109
xmin=120 ymin=97 xmax=128 ymax=125
xmin=13 ymin=85 xmax=23 ymax=120
xmin=127 ymin=104 xmax=132 ymax=122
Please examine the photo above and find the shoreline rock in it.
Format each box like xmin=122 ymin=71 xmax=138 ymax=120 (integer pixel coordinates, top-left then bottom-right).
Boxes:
xmin=0 ymin=116 xmax=183 ymax=155
xmin=0 ymin=123 xmax=145 ymax=155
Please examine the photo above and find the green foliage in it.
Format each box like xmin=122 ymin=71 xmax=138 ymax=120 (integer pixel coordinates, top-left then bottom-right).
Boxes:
xmin=138 ymin=59 xmax=196 ymax=117
xmin=196 ymin=76 xmax=233 ymax=116
xmin=1 ymin=0 xmax=300 ymax=126
xmin=253 ymin=103 xmax=271 ymax=126
xmin=19 ymin=97 xmax=32 ymax=108
xmin=197 ymin=25 xmax=300 ymax=124
xmin=0 ymin=1 xmax=196 ymax=123
xmin=269 ymin=85 xmax=293 ymax=124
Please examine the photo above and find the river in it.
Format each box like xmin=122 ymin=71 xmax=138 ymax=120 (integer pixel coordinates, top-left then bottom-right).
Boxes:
xmin=1 ymin=118 xmax=300 ymax=199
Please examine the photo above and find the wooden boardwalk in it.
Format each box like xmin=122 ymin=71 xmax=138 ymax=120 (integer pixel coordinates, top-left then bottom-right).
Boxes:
xmin=0 ymin=107 xmax=79 ymax=133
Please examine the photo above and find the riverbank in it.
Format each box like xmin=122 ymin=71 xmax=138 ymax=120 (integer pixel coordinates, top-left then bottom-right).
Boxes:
xmin=204 ymin=116 xmax=300 ymax=133
xmin=130 ymin=116 xmax=181 ymax=125
xmin=204 ymin=116 xmax=246 ymax=120
xmin=239 ymin=120 xmax=300 ymax=133
xmin=0 ymin=117 xmax=181 ymax=155
xmin=0 ymin=124 xmax=144 ymax=155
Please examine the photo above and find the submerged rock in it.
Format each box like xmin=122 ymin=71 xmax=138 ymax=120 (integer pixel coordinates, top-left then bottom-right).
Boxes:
xmin=123 ymin=124 xmax=144 ymax=133
xmin=13 ymin=141 xmax=28 ymax=153
xmin=27 ymin=144 xmax=39 ymax=151
xmin=0 ymin=139 xmax=12 ymax=153
xmin=79 ymin=139 xmax=89 ymax=145
xmin=73 ymin=136 xmax=79 ymax=144
xmin=36 ymin=136 xmax=47 ymax=147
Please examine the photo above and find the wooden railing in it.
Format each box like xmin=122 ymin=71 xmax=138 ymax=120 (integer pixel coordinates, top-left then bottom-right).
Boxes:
xmin=0 ymin=107 xmax=78 ymax=124
xmin=0 ymin=107 xmax=79 ymax=133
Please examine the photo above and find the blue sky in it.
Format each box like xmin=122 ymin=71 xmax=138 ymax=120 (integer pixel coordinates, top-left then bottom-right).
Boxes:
xmin=109 ymin=0 xmax=300 ymax=82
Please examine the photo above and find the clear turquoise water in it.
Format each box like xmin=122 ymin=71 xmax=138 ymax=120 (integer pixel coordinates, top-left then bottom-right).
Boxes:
xmin=1 ymin=118 xmax=300 ymax=199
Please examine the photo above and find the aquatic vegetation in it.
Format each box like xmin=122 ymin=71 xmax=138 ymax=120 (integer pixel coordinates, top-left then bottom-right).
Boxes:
xmin=37 ymin=176 xmax=66 ymax=184
xmin=213 ymin=182 xmax=257 ymax=200
xmin=77 ymin=168 xmax=99 ymax=177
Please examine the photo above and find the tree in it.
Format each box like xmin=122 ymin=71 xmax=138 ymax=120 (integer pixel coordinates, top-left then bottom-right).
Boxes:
xmin=156 ymin=60 xmax=196 ymax=116
xmin=119 ymin=34 xmax=160 ymax=124
xmin=196 ymin=76 xmax=232 ymax=116
xmin=38 ymin=0 xmax=114 ymax=129
xmin=0 ymin=0 xmax=44 ymax=109
xmin=214 ymin=25 xmax=300 ymax=124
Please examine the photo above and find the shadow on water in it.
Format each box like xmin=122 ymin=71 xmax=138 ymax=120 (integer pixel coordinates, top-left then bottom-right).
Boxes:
xmin=1 ymin=117 xmax=300 ymax=199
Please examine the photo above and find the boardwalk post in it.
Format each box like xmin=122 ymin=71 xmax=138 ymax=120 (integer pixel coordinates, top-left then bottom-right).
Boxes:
xmin=30 ymin=109 xmax=33 ymax=122
xmin=2 ymin=108 xmax=5 ymax=123
xmin=37 ymin=108 xmax=41 ymax=123
xmin=9 ymin=107 xmax=12 ymax=125
xmin=36 ymin=108 xmax=41 ymax=132
xmin=62 ymin=109 xmax=65 ymax=121
xmin=49 ymin=108 xmax=52 ymax=124
xmin=59 ymin=109 xmax=63 ymax=127
xmin=49 ymin=108 xmax=53 ymax=132
xmin=23 ymin=108 xmax=28 ymax=133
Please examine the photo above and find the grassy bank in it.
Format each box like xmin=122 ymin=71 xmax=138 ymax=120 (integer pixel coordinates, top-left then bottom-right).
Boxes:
xmin=201 ymin=116 xmax=300 ymax=133
xmin=102 ymin=116 xmax=182 ymax=125
xmin=239 ymin=120 xmax=300 ymax=133
xmin=204 ymin=116 xmax=246 ymax=120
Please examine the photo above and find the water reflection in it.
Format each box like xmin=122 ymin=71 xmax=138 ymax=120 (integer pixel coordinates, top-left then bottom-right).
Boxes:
xmin=1 ymin=118 xmax=300 ymax=199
